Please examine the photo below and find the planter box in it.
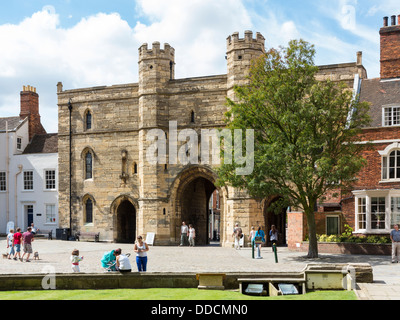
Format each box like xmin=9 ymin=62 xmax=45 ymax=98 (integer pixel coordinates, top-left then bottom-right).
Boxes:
xmin=292 ymin=242 xmax=391 ymax=255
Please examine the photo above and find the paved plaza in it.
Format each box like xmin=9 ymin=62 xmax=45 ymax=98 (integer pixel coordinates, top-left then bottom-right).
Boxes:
xmin=1 ymin=238 xmax=400 ymax=299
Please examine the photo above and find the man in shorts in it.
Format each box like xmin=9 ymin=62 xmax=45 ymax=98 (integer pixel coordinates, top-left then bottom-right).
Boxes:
xmin=21 ymin=227 xmax=34 ymax=262
xmin=13 ymin=228 xmax=23 ymax=261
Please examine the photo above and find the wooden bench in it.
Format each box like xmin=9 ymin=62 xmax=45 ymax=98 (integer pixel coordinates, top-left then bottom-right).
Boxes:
xmin=35 ymin=229 xmax=53 ymax=240
xmin=75 ymin=231 xmax=100 ymax=242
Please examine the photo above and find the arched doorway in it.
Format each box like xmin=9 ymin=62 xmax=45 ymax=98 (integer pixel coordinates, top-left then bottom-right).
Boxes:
xmin=171 ymin=166 xmax=225 ymax=246
xmin=264 ymin=196 xmax=287 ymax=247
xmin=115 ymin=199 xmax=136 ymax=243
xmin=180 ymin=177 xmax=216 ymax=245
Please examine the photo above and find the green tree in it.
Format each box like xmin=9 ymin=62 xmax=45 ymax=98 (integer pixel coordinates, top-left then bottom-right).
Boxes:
xmin=218 ymin=40 xmax=370 ymax=258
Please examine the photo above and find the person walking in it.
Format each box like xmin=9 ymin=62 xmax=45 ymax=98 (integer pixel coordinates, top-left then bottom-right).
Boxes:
xmin=134 ymin=235 xmax=149 ymax=272
xmin=180 ymin=221 xmax=189 ymax=246
xmin=391 ymin=224 xmax=400 ymax=263
xmin=248 ymin=226 xmax=256 ymax=245
xmin=255 ymin=226 xmax=265 ymax=259
xmin=6 ymin=229 xmax=15 ymax=260
xmin=232 ymin=223 xmax=243 ymax=250
xmin=13 ymin=228 xmax=23 ymax=261
xmin=269 ymin=225 xmax=279 ymax=251
xmin=188 ymin=224 xmax=196 ymax=247
xmin=70 ymin=249 xmax=84 ymax=272
xmin=21 ymin=227 xmax=34 ymax=262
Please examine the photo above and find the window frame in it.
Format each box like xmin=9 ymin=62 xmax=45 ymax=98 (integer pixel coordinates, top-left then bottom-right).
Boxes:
xmin=380 ymin=143 xmax=400 ymax=182
xmin=23 ymin=170 xmax=34 ymax=191
xmin=85 ymin=109 xmax=93 ymax=131
xmin=0 ymin=172 xmax=6 ymax=192
xmin=44 ymin=169 xmax=57 ymax=191
xmin=45 ymin=204 xmax=57 ymax=224
xmin=85 ymin=152 xmax=93 ymax=180
xmin=383 ymin=106 xmax=400 ymax=127
xmin=353 ymin=190 xmax=397 ymax=233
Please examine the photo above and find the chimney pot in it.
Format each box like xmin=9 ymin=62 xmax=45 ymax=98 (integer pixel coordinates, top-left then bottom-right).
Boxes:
xmin=384 ymin=16 xmax=389 ymax=27
xmin=398 ymin=15 xmax=400 ymax=25
xmin=391 ymin=15 xmax=396 ymax=26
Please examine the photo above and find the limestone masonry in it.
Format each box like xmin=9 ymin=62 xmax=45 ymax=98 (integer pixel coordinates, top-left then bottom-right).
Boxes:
xmin=57 ymin=31 xmax=365 ymax=246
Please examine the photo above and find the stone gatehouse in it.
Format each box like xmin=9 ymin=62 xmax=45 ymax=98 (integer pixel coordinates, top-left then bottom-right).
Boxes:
xmin=57 ymin=31 xmax=366 ymax=246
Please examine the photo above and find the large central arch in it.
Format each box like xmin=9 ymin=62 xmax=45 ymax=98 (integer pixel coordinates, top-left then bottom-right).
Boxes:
xmin=169 ymin=165 xmax=226 ymax=246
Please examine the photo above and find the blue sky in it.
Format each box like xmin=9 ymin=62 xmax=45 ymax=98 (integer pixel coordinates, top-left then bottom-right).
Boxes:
xmin=0 ymin=0 xmax=398 ymax=133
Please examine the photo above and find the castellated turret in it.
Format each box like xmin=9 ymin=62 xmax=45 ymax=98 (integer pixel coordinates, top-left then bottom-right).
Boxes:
xmin=226 ymin=31 xmax=266 ymax=100
xmin=138 ymin=42 xmax=175 ymax=95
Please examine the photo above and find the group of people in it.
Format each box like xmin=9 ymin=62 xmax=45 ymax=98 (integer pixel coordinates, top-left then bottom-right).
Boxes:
xmin=6 ymin=225 xmax=35 ymax=262
xmin=232 ymin=223 xmax=279 ymax=258
xmin=96 ymin=235 xmax=149 ymax=273
xmin=180 ymin=221 xmax=196 ymax=247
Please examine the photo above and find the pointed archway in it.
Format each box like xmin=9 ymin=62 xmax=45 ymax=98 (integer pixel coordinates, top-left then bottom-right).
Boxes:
xmin=263 ymin=196 xmax=288 ymax=247
xmin=111 ymin=195 xmax=137 ymax=243
xmin=169 ymin=165 xmax=226 ymax=246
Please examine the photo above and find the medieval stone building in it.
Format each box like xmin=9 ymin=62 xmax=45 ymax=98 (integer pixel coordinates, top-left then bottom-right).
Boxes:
xmin=57 ymin=31 xmax=365 ymax=246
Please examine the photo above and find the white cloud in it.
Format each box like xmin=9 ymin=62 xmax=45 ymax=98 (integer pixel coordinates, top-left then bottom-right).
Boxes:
xmin=0 ymin=9 xmax=138 ymax=133
xmin=0 ymin=1 xmax=256 ymax=132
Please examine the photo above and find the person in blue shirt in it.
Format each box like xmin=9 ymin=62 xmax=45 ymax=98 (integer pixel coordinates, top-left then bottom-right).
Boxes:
xmin=255 ymin=227 xmax=265 ymax=259
xmin=390 ymin=224 xmax=400 ymax=263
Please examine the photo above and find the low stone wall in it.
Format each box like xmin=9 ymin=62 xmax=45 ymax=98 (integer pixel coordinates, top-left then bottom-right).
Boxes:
xmin=292 ymin=242 xmax=391 ymax=255
xmin=0 ymin=266 xmax=374 ymax=291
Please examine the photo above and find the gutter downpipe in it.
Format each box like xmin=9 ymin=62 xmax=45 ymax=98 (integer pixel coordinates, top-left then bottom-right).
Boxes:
xmin=15 ymin=164 xmax=23 ymax=228
xmin=68 ymin=99 xmax=73 ymax=238
xmin=5 ymin=121 xmax=9 ymax=226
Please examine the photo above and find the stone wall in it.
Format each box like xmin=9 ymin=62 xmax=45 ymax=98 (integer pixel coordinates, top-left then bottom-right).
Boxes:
xmin=58 ymin=31 xmax=364 ymax=245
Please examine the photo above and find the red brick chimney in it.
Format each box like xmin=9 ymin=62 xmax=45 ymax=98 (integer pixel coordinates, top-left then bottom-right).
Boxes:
xmin=380 ymin=15 xmax=400 ymax=79
xmin=20 ymin=85 xmax=46 ymax=141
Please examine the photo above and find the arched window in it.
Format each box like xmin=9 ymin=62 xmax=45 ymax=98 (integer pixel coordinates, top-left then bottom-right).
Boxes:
xmin=85 ymin=110 xmax=92 ymax=130
xmin=380 ymin=143 xmax=400 ymax=181
xmin=382 ymin=150 xmax=400 ymax=180
xmin=133 ymin=162 xmax=138 ymax=174
xmin=85 ymin=152 xmax=93 ymax=179
xmin=85 ymin=198 xmax=93 ymax=223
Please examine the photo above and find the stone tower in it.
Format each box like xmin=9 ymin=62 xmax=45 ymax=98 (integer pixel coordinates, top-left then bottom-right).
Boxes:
xmin=137 ymin=42 xmax=175 ymax=244
xmin=224 ymin=31 xmax=266 ymax=244
xmin=226 ymin=31 xmax=265 ymax=101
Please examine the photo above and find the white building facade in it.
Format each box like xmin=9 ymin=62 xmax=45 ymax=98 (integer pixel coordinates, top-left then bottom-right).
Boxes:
xmin=0 ymin=86 xmax=58 ymax=234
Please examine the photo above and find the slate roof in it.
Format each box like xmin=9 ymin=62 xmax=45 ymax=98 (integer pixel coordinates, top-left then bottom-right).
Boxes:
xmin=22 ymin=133 xmax=58 ymax=154
xmin=0 ymin=116 xmax=26 ymax=132
xmin=359 ymin=78 xmax=400 ymax=128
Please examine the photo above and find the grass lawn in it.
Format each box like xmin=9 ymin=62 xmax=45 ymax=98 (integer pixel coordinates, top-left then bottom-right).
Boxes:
xmin=0 ymin=288 xmax=357 ymax=300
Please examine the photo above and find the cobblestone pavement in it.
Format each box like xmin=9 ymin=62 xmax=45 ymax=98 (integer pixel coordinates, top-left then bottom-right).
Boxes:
xmin=1 ymin=238 xmax=399 ymax=299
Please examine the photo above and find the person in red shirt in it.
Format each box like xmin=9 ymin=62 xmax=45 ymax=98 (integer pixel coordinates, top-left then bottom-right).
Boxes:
xmin=13 ymin=228 xmax=23 ymax=261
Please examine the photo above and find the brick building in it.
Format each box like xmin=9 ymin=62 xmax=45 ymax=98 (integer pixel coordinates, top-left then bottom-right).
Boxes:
xmin=288 ymin=15 xmax=400 ymax=249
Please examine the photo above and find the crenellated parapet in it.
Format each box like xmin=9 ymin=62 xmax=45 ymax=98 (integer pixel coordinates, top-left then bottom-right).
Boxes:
xmin=226 ymin=30 xmax=265 ymax=54
xmin=139 ymin=42 xmax=175 ymax=62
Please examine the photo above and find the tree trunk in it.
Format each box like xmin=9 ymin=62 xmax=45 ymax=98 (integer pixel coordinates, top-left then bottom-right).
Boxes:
xmin=305 ymin=208 xmax=319 ymax=258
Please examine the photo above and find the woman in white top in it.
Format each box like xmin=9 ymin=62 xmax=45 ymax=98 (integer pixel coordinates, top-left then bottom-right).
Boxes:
xmin=188 ymin=224 xmax=196 ymax=247
xmin=115 ymin=248 xmax=132 ymax=272
xmin=134 ymin=235 xmax=149 ymax=272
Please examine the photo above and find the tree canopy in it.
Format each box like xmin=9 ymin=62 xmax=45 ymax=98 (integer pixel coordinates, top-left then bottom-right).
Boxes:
xmin=218 ymin=39 xmax=371 ymax=258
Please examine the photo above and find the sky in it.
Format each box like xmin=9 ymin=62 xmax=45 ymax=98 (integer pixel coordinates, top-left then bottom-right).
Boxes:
xmin=0 ymin=0 xmax=399 ymax=133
